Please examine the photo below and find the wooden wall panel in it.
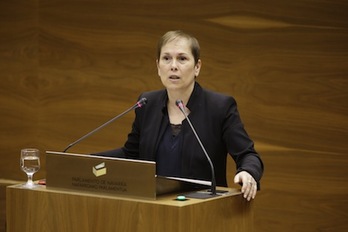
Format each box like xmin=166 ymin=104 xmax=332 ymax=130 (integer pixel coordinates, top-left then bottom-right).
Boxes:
xmin=1 ymin=0 xmax=348 ymax=231
xmin=0 ymin=0 xmax=40 ymax=178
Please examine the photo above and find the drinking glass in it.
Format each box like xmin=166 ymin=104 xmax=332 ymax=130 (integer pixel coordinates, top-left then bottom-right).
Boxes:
xmin=20 ymin=148 xmax=40 ymax=187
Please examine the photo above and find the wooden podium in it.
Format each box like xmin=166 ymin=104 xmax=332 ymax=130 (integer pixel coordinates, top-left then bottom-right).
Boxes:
xmin=6 ymin=184 xmax=253 ymax=232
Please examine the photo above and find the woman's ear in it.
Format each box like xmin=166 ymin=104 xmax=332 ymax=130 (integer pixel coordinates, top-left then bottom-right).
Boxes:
xmin=194 ymin=59 xmax=202 ymax=77
xmin=156 ymin=59 xmax=160 ymax=76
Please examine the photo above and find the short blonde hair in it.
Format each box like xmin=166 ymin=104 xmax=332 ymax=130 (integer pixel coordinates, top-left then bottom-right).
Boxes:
xmin=157 ymin=30 xmax=200 ymax=65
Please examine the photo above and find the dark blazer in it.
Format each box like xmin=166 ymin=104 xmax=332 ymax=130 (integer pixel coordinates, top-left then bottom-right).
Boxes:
xmin=98 ymin=82 xmax=263 ymax=187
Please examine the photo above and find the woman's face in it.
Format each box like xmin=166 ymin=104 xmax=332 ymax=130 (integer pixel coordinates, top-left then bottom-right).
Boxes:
xmin=157 ymin=37 xmax=201 ymax=92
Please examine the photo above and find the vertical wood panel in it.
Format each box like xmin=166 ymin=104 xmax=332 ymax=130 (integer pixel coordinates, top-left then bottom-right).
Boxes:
xmin=1 ymin=0 xmax=348 ymax=231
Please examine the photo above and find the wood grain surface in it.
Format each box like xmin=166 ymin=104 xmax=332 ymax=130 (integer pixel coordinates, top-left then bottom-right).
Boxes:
xmin=1 ymin=0 xmax=348 ymax=231
xmin=7 ymin=185 xmax=252 ymax=232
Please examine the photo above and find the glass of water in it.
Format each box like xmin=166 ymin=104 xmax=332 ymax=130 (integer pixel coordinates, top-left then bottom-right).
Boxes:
xmin=20 ymin=148 xmax=40 ymax=187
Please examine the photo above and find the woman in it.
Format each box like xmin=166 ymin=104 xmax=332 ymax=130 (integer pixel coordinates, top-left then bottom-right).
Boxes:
xmin=99 ymin=30 xmax=263 ymax=201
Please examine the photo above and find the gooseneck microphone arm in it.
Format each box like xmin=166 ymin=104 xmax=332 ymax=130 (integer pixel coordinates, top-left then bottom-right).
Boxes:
xmin=63 ymin=98 xmax=147 ymax=153
xmin=175 ymin=99 xmax=217 ymax=195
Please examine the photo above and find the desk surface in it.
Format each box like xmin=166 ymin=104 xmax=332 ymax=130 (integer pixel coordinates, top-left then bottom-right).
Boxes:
xmin=8 ymin=183 xmax=242 ymax=206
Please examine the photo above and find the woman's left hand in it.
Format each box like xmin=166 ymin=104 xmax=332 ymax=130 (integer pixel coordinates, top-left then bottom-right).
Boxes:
xmin=234 ymin=171 xmax=257 ymax=201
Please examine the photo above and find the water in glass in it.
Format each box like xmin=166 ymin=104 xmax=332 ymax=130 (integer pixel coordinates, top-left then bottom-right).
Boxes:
xmin=20 ymin=148 xmax=40 ymax=187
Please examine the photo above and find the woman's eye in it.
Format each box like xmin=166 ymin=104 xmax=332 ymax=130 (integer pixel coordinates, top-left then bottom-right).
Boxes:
xmin=178 ymin=56 xmax=187 ymax=61
xmin=160 ymin=55 xmax=188 ymax=63
xmin=162 ymin=56 xmax=171 ymax=61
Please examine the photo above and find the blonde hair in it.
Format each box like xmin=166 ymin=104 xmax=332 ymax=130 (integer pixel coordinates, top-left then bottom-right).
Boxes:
xmin=157 ymin=30 xmax=200 ymax=65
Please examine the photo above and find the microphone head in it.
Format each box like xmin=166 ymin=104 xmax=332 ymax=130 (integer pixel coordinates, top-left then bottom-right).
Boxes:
xmin=175 ymin=99 xmax=183 ymax=107
xmin=175 ymin=99 xmax=185 ymax=113
xmin=137 ymin=98 xmax=148 ymax=108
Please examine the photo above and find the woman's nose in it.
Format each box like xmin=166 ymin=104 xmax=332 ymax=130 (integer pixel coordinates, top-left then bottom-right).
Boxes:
xmin=170 ymin=59 xmax=178 ymax=70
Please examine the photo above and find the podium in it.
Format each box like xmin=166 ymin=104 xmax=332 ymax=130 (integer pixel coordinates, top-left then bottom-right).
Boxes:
xmin=6 ymin=184 xmax=253 ymax=232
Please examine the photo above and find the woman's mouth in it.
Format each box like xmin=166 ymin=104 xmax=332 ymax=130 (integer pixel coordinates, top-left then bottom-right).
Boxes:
xmin=169 ymin=75 xmax=180 ymax=80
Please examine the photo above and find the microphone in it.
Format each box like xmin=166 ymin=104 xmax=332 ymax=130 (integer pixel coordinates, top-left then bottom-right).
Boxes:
xmin=175 ymin=99 xmax=217 ymax=196
xmin=63 ymin=98 xmax=147 ymax=153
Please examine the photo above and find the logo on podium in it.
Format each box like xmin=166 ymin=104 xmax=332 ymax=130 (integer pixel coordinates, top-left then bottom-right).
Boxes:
xmin=93 ymin=162 xmax=107 ymax=177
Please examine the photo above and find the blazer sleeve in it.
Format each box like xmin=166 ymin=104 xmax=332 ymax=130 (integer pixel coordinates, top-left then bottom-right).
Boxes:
xmin=222 ymin=97 xmax=264 ymax=186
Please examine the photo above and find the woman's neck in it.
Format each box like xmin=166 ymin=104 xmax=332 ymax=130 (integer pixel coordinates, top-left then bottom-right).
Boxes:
xmin=166 ymin=82 xmax=194 ymax=107
xmin=166 ymin=85 xmax=194 ymax=124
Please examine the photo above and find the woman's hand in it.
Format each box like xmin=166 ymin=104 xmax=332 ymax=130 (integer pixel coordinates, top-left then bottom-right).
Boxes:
xmin=234 ymin=171 xmax=257 ymax=201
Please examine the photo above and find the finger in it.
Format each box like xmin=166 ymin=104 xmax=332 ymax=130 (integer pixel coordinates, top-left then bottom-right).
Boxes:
xmin=250 ymin=184 xmax=257 ymax=200
xmin=243 ymin=181 xmax=252 ymax=198
xmin=245 ymin=182 xmax=257 ymax=201
xmin=241 ymin=181 xmax=248 ymax=193
xmin=240 ymin=175 xmax=251 ymax=190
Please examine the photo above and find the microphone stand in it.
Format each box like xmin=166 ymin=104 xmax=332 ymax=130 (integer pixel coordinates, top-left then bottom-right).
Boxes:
xmin=176 ymin=100 xmax=217 ymax=196
xmin=63 ymin=98 xmax=147 ymax=153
